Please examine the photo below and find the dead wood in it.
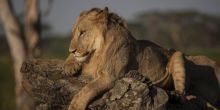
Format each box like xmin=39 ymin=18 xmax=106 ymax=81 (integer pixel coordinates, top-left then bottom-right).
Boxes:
xmin=21 ymin=57 xmax=220 ymax=110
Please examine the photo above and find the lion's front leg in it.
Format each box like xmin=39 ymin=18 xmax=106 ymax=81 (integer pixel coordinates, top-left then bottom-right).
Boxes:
xmin=68 ymin=74 xmax=114 ymax=110
xmin=63 ymin=54 xmax=82 ymax=76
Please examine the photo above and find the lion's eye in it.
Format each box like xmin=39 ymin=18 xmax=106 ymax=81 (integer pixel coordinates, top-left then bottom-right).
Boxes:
xmin=80 ymin=30 xmax=86 ymax=36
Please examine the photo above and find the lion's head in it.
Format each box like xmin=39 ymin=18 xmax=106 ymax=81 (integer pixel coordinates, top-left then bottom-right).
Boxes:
xmin=68 ymin=7 xmax=128 ymax=62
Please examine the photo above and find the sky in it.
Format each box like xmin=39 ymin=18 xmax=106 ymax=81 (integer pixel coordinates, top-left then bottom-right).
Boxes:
xmin=12 ymin=0 xmax=220 ymax=34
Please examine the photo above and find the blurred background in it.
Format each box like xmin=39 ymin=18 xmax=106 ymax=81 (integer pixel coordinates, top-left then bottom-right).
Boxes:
xmin=0 ymin=0 xmax=220 ymax=109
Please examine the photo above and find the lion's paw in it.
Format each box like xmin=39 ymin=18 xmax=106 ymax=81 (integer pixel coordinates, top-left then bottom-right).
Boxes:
xmin=62 ymin=63 xmax=79 ymax=76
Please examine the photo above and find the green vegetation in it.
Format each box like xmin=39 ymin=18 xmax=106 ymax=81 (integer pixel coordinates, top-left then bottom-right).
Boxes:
xmin=0 ymin=54 xmax=15 ymax=110
xmin=187 ymin=50 xmax=220 ymax=63
xmin=128 ymin=10 xmax=220 ymax=51
xmin=40 ymin=37 xmax=70 ymax=59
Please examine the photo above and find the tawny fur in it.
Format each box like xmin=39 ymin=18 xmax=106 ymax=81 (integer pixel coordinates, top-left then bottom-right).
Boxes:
xmin=168 ymin=51 xmax=186 ymax=94
xmin=63 ymin=7 xmax=220 ymax=110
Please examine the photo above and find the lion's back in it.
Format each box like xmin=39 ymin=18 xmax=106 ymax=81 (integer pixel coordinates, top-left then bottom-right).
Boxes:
xmin=136 ymin=40 xmax=171 ymax=81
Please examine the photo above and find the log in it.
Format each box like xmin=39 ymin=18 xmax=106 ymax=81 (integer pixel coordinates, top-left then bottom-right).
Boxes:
xmin=21 ymin=58 xmax=219 ymax=110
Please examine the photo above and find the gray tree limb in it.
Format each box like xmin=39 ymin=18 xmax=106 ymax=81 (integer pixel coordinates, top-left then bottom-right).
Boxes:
xmin=0 ymin=0 xmax=35 ymax=110
xmin=0 ymin=0 xmax=42 ymax=109
xmin=25 ymin=0 xmax=41 ymax=57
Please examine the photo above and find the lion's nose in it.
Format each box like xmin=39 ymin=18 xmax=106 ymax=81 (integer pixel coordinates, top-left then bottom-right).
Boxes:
xmin=69 ymin=48 xmax=77 ymax=53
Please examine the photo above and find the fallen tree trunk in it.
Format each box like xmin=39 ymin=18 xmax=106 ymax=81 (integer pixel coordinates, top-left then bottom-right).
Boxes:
xmin=21 ymin=57 xmax=219 ymax=110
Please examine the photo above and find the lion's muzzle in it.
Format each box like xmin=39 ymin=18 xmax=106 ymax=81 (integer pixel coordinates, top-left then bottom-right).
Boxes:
xmin=72 ymin=51 xmax=90 ymax=62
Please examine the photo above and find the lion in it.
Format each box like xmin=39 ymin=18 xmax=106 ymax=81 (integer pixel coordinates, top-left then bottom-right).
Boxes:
xmin=63 ymin=7 xmax=220 ymax=110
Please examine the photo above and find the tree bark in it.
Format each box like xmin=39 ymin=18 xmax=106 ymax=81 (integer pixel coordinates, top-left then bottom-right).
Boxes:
xmin=21 ymin=58 xmax=219 ymax=110
xmin=25 ymin=0 xmax=41 ymax=57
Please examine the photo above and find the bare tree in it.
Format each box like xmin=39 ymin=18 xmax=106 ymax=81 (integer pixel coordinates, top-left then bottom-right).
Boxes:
xmin=25 ymin=0 xmax=41 ymax=57
xmin=0 ymin=0 xmax=41 ymax=109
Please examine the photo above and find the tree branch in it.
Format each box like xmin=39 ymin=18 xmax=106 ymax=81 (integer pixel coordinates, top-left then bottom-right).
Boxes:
xmin=25 ymin=0 xmax=41 ymax=57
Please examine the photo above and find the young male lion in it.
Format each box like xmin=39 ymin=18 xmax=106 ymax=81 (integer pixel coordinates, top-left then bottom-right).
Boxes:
xmin=63 ymin=7 xmax=220 ymax=110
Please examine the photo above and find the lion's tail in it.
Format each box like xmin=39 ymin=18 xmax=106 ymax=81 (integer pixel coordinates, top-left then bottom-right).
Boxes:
xmin=168 ymin=51 xmax=186 ymax=94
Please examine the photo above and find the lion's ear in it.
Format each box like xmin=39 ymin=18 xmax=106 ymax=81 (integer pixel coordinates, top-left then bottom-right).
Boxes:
xmin=96 ymin=7 xmax=108 ymax=23
xmin=103 ymin=7 xmax=109 ymax=14
xmin=89 ymin=7 xmax=109 ymax=24
xmin=93 ymin=7 xmax=109 ymax=31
